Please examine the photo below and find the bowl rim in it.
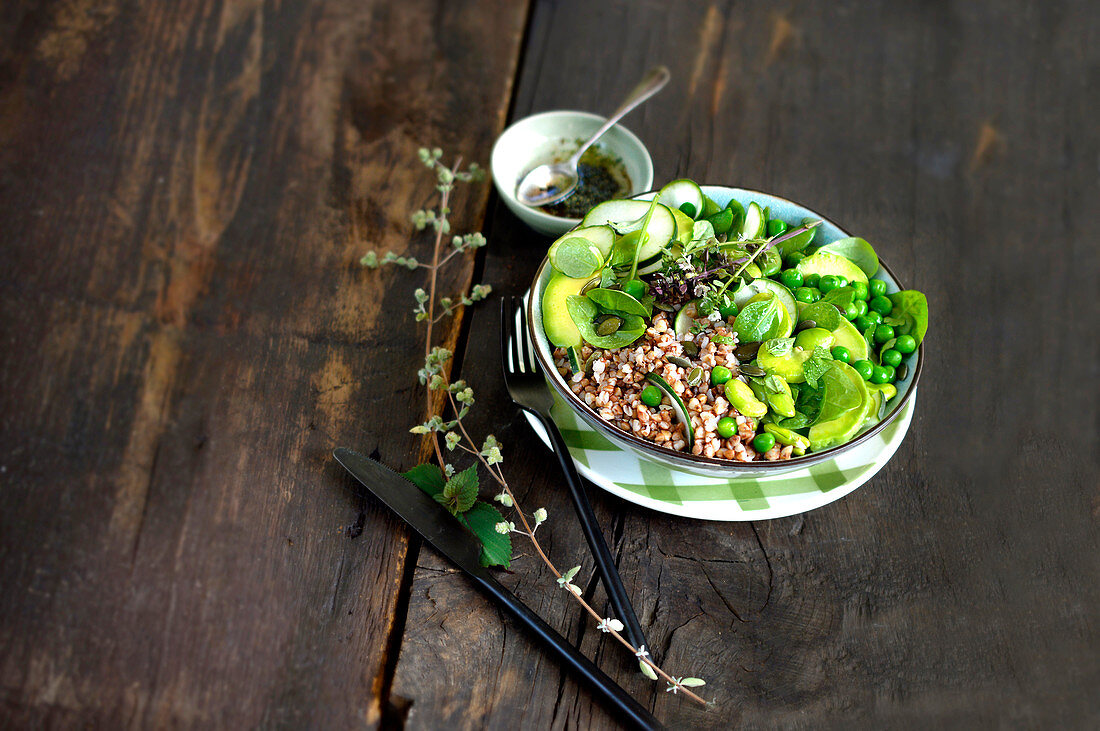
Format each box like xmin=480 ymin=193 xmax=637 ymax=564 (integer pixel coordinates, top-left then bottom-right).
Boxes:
xmin=525 ymin=186 xmax=925 ymax=473
xmin=490 ymin=110 xmax=655 ymax=227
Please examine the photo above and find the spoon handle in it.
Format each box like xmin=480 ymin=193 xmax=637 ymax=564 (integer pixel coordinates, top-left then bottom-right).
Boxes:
xmin=569 ymin=65 xmax=670 ymax=165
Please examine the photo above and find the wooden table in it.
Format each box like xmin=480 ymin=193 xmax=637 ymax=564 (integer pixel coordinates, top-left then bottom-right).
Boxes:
xmin=2 ymin=1 xmax=1097 ymax=727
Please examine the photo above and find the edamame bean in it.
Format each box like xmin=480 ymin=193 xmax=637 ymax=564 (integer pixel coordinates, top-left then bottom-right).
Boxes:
xmin=724 ymin=379 xmax=767 ymax=418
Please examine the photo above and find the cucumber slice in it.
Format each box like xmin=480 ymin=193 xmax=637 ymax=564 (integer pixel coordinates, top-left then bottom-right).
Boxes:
xmin=644 ymin=372 xmax=694 ymax=450
xmin=548 ymin=236 xmax=604 ymax=278
xmin=581 ymin=200 xmax=676 ymax=262
xmin=567 ymin=346 xmax=584 ymax=374
xmin=674 ymin=299 xmax=704 ymax=336
xmin=657 ymin=179 xmax=705 ymax=220
xmin=561 ymin=225 xmax=615 ymax=259
xmin=740 ymin=202 xmax=766 ymax=239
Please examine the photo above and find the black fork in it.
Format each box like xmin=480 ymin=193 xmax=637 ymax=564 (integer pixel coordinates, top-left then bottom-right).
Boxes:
xmin=500 ymin=296 xmax=648 ymax=656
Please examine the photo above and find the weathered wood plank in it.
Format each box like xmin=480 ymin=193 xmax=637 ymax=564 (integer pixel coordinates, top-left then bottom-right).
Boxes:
xmin=390 ymin=0 xmax=1099 ymax=728
xmin=0 ymin=0 xmax=527 ymax=726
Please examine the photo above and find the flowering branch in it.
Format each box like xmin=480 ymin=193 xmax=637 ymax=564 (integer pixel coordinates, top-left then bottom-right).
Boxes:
xmin=360 ymin=147 xmax=709 ymax=706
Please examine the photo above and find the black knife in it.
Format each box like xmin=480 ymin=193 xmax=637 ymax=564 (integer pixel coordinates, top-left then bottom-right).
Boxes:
xmin=332 ymin=448 xmax=662 ymax=731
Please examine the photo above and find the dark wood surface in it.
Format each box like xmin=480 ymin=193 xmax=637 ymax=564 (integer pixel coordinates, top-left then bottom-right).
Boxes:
xmin=1 ymin=0 xmax=1097 ymax=728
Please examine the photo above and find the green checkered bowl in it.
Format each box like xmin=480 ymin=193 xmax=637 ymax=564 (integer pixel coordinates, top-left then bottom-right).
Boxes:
xmin=527 ymin=186 xmax=924 ymax=479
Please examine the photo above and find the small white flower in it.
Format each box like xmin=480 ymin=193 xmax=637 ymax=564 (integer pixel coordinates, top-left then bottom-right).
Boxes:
xmin=494 ymin=521 xmax=510 ymax=534
xmin=494 ymin=492 xmax=513 ymax=507
xmin=634 ymin=645 xmax=650 ymax=659
xmin=666 ymin=677 xmax=682 ymax=694
xmin=597 ymin=617 xmax=625 ymax=633
xmin=707 ymin=310 xmax=723 ymax=322
xmin=533 ymin=508 xmax=547 ymax=525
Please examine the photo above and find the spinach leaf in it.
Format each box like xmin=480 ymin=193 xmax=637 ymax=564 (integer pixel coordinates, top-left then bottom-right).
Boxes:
xmin=820 ymin=286 xmax=855 ymax=310
xmin=585 ymin=288 xmax=651 ymax=318
xmin=567 ymin=295 xmax=646 ymax=348
xmin=798 ymin=301 xmax=842 ymax=331
xmin=816 ymin=362 xmax=862 ymax=423
xmin=814 ymin=237 xmax=879 ymax=277
xmin=731 ymin=296 xmax=781 ymax=342
xmin=887 ymin=290 xmax=929 ymax=344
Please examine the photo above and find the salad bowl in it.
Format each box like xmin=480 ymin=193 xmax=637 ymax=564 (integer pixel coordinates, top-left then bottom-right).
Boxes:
xmin=526 ymin=186 xmax=924 ymax=479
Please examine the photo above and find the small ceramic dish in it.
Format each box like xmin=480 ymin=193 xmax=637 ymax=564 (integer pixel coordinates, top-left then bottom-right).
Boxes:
xmin=525 ymin=186 xmax=924 ymax=479
xmin=491 ymin=111 xmax=654 ymax=237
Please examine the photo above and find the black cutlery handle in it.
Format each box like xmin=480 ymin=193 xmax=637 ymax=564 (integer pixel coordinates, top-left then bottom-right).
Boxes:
xmin=531 ymin=410 xmax=648 ymax=654
xmin=470 ymin=572 xmax=662 ymax=731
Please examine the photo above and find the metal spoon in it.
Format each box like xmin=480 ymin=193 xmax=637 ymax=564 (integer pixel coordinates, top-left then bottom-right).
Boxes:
xmin=515 ymin=66 xmax=670 ymax=208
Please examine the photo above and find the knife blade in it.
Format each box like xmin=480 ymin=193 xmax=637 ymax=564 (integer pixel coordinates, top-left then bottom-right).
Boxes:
xmin=332 ymin=447 xmax=662 ymax=731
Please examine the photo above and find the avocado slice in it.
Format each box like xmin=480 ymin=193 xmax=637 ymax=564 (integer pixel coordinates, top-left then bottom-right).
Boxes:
xmin=757 ymin=340 xmax=811 ymax=383
xmin=830 ymin=317 xmax=870 ymax=362
xmin=542 ymin=272 xmax=596 ymax=348
xmin=795 ymin=250 xmax=869 ymax=285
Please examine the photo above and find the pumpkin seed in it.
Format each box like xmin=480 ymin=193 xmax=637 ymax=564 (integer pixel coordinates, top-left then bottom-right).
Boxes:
xmin=681 ymin=341 xmax=700 ymax=356
xmin=734 ymin=342 xmax=762 ymax=361
xmin=687 ymin=367 xmax=704 ymax=387
xmin=580 ymin=278 xmax=600 ymax=296
xmin=795 ymin=319 xmax=817 ymax=333
xmin=896 ymin=363 xmax=908 ymax=381
xmin=594 ymin=315 xmax=622 ymax=336
xmin=667 ymin=355 xmax=693 ymax=369
xmin=739 ymin=363 xmax=767 ymax=377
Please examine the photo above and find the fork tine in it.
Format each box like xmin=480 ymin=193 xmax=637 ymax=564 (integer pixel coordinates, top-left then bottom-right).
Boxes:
xmin=500 ymin=298 xmax=511 ymax=375
xmin=516 ymin=300 xmax=537 ymax=374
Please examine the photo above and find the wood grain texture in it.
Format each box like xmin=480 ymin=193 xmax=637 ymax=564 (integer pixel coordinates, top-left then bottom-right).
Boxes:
xmin=390 ymin=0 xmax=1099 ymax=728
xmin=0 ymin=0 xmax=526 ymax=726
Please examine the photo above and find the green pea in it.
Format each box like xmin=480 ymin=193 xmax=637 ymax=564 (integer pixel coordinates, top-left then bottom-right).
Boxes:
xmin=873 ymin=324 xmax=895 ymax=344
xmin=716 ymin=416 xmax=736 ymax=438
xmin=870 ymin=365 xmax=892 ymax=384
xmin=853 ymin=359 xmax=874 ymax=380
xmin=880 ymin=348 xmax=902 ymax=368
xmin=865 ymin=310 xmax=884 ymax=325
xmin=711 ymin=365 xmax=733 ymax=385
xmin=818 ymin=275 xmax=841 ymax=293
xmin=767 ymin=219 xmax=788 ymax=237
xmin=868 ymin=279 xmax=887 ymax=298
xmin=794 ymin=287 xmax=816 ymax=304
xmin=831 ymin=346 xmax=851 ymax=363
xmin=640 ymin=384 xmax=662 ymax=407
xmin=622 ymin=279 xmax=647 ymax=300
xmin=803 ymin=273 xmax=821 ymax=288
xmin=851 ymin=281 xmax=869 ymax=301
xmin=894 ymin=334 xmax=917 ymax=354
xmin=869 ymin=295 xmax=893 ymax=316
xmin=853 ymin=299 xmax=868 ymax=317
xmin=785 ymin=251 xmax=807 ymax=268
xmin=806 ymin=287 xmax=822 ymax=302
xmin=881 ymin=364 xmax=897 ymax=382
xmin=752 ymin=433 xmax=777 ymax=453
xmin=854 ymin=315 xmax=875 ymax=332
xmin=779 ymin=269 xmax=803 ymax=290
xmin=835 ymin=276 xmax=849 ymax=288
xmin=843 ymin=302 xmax=859 ymax=320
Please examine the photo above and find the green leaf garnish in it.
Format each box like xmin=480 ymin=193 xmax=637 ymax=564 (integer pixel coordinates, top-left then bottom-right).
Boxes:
xmin=460 ymin=502 xmax=512 ymax=568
